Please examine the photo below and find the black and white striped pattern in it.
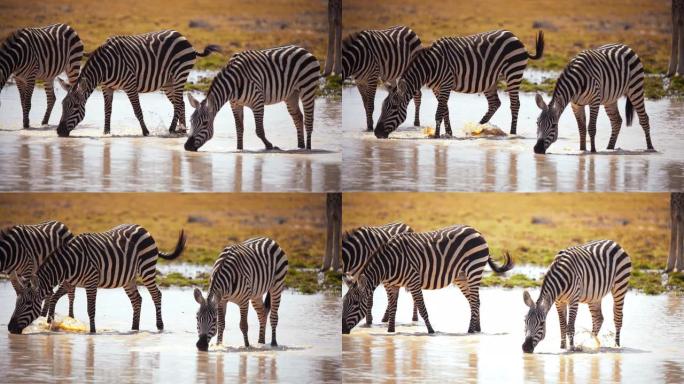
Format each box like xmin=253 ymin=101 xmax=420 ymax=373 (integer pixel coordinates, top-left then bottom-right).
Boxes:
xmin=534 ymin=44 xmax=653 ymax=154
xmin=342 ymin=26 xmax=423 ymax=131
xmin=0 ymin=23 xmax=83 ymax=128
xmin=7 ymin=224 xmax=186 ymax=334
xmin=0 ymin=221 xmax=76 ymax=319
xmin=194 ymin=237 xmax=288 ymax=351
xmin=185 ymin=45 xmax=320 ymax=151
xmin=56 ymin=30 xmax=219 ymax=137
xmin=375 ymin=29 xmax=544 ymax=138
xmin=522 ymin=240 xmax=631 ymax=353
xmin=342 ymin=222 xmax=418 ymax=325
xmin=342 ymin=225 xmax=513 ymax=334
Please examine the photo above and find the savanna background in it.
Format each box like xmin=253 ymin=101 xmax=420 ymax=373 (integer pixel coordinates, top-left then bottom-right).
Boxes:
xmin=344 ymin=193 xmax=683 ymax=294
xmin=343 ymin=0 xmax=683 ymax=98
xmin=0 ymin=193 xmax=340 ymax=293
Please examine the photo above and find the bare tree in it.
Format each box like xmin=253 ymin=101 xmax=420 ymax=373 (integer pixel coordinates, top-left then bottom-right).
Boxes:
xmin=668 ymin=0 xmax=684 ymax=76
xmin=666 ymin=193 xmax=684 ymax=272
xmin=322 ymin=192 xmax=342 ymax=271
xmin=323 ymin=0 xmax=342 ymax=76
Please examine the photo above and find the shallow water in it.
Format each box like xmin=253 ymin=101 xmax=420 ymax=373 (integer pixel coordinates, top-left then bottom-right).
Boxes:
xmin=342 ymin=285 xmax=684 ymax=383
xmin=0 ymin=78 xmax=341 ymax=192
xmin=0 ymin=281 xmax=341 ymax=383
xmin=341 ymin=85 xmax=684 ymax=192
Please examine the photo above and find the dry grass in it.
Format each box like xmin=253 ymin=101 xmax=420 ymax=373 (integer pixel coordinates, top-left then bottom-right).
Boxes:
xmin=344 ymin=0 xmax=672 ymax=73
xmin=0 ymin=0 xmax=328 ymax=70
xmin=343 ymin=193 xmax=670 ymax=270
xmin=0 ymin=193 xmax=327 ymax=268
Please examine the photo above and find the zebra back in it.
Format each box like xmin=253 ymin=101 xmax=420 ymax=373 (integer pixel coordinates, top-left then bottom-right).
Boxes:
xmin=341 ymin=222 xmax=413 ymax=277
xmin=0 ymin=220 xmax=73 ymax=276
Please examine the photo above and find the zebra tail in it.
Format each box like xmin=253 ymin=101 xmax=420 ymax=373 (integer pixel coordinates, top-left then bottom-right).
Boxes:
xmin=196 ymin=44 xmax=222 ymax=57
xmin=158 ymin=229 xmax=187 ymax=260
xmin=527 ymin=30 xmax=545 ymax=60
xmin=264 ymin=292 xmax=271 ymax=317
xmin=487 ymin=251 xmax=514 ymax=274
xmin=625 ymin=97 xmax=634 ymax=126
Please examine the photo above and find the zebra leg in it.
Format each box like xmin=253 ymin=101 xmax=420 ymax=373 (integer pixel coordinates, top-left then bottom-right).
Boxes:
xmin=508 ymin=89 xmax=520 ymax=135
xmin=571 ymin=103 xmax=587 ymax=151
xmin=357 ymin=81 xmax=377 ymax=131
xmin=230 ymin=101 xmax=245 ymax=150
xmin=413 ymin=91 xmax=422 ymax=127
xmin=217 ymin=299 xmax=227 ymax=345
xmin=123 ymin=282 xmax=142 ymax=330
xmin=251 ymin=296 xmax=267 ymax=344
xmin=285 ymin=92 xmax=305 ymax=149
xmin=412 ymin=300 xmax=418 ymax=322
xmin=85 ymin=285 xmax=98 ymax=333
xmin=67 ymin=286 xmax=76 ymax=318
xmin=239 ymin=300 xmax=250 ymax=347
xmin=268 ymin=288 xmax=283 ymax=346
xmin=16 ymin=76 xmax=36 ymax=128
xmin=587 ymin=103 xmax=600 ymax=153
xmin=125 ymin=90 xmax=150 ymax=136
xmin=480 ymin=87 xmax=501 ymax=125
xmin=604 ymin=102 xmax=622 ymax=150
xmin=612 ymin=280 xmax=629 ymax=347
xmin=588 ymin=301 xmax=604 ymax=337
xmin=302 ymin=92 xmax=316 ymax=150
xmin=433 ymin=87 xmax=451 ymax=138
xmin=381 ymin=285 xmax=398 ymax=323
xmin=566 ymin=301 xmax=579 ymax=350
xmin=627 ymin=93 xmax=654 ymax=150
xmin=555 ymin=302 xmax=568 ymax=349
xmin=365 ymin=287 xmax=375 ymax=326
xmin=41 ymin=292 xmax=52 ymax=317
xmin=47 ymin=283 xmax=70 ymax=323
xmin=464 ymin=281 xmax=481 ymax=333
xmin=386 ymin=286 xmax=399 ymax=333
xmin=163 ymin=87 xmax=179 ymax=133
xmin=42 ymin=79 xmax=56 ymax=126
xmin=252 ymin=103 xmax=274 ymax=150
xmin=408 ymin=285 xmax=434 ymax=334
xmin=103 ymin=88 xmax=114 ymax=135
xmin=143 ymin=281 xmax=164 ymax=330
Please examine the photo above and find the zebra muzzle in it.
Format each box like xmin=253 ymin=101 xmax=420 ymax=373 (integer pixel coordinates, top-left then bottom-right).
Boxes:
xmin=196 ymin=334 xmax=209 ymax=351
xmin=7 ymin=320 xmax=23 ymax=335
xmin=184 ymin=139 xmax=199 ymax=152
xmin=522 ymin=337 xmax=535 ymax=353
xmin=533 ymin=140 xmax=546 ymax=154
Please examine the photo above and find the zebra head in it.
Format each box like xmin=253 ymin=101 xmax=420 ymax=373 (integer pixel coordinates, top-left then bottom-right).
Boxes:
xmin=342 ymin=275 xmax=372 ymax=334
xmin=8 ymin=273 xmax=47 ymax=334
xmin=57 ymin=79 xmax=87 ymax=137
xmin=375 ymin=80 xmax=412 ymax=138
xmin=185 ymin=93 xmax=217 ymax=151
xmin=522 ymin=290 xmax=549 ymax=353
xmin=534 ymin=93 xmax=560 ymax=154
xmin=194 ymin=287 xmax=218 ymax=351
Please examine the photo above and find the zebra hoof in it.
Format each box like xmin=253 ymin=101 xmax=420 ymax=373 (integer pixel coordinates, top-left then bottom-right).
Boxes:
xmin=427 ymin=327 xmax=435 ymax=334
xmin=412 ymin=316 xmax=419 ymax=322
xmin=258 ymin=338 xmax=265 ymax=344
xmin=271 ymin=340 xmax=278 ymax=347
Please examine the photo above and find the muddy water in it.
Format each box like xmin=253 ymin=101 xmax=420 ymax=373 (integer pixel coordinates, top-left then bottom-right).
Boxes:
xmin=0 ymin=78 xmax=341 ymax=192
xmin=0 ymin=281 xmax=341 ymax=383
xmin=342 ymin=285 xmax=684 ymax=383
xmin=342 ymin=84 xmax=684 ymax=192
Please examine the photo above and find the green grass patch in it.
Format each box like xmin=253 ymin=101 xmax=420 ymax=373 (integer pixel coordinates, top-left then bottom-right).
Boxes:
xmin=184 ymin=76 xmax=214 ymax=93
xmin=481 ymin=273 xmax=541 ymax=289
xmin=316 ymin=75 xmax=343 ymax=99
xmin=284 ymin=269 xmax=342 ymax=294
xmin=157 ymin=271 xmax=210 ymax=289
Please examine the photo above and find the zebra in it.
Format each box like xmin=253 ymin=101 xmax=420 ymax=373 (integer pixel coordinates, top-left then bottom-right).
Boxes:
xmin=7 ymin=224 xmax=186 ymax=334
xmin=534 ymin=44 xmax=654 ymax=154
xmin=375 ymin=29 xmax=545 ymax=139
xmin=0 ymin=221 xmax=77 ymax=319
xmin=342 ymin=224 xmax=513 ymax=334
xmin=184 ymin=45 xmax=320 ymax=151
xmin=56 ymin=30 xmax=220 ymax=137
xmin=341 ymin=26 xmax=423 ymax=131
xmin=0 ymin=23 xmax=83 ymax=128
xmin=342 ymin=222 xmax=418 ymax=325
xmin=522 ymin=240 xmax=632 ymax=353
xmin=194 ymin=237 xmax=288 ymax=351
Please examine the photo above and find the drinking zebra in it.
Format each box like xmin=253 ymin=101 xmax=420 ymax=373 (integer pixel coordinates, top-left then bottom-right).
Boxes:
xmin=522 ymin=240 xmax=631 ymax=353
xmin=56 ymin=30 xmax=219 ymax=137
xmin=0 ymin=23 xmax=83 ymax=128
xmin=375 ymin=29 xmax=544 ymax=138
xmin=185 ymin=45 xmax=320 ymax=151
xmin=8 ymin=224 xmax=186 ymax=334
xmin=534 ymin=44 xmax=653 ymax=154
xmin=342 ymin=225 xmax=513 ymax=334
xmin=342 ymin=222 xmax=418 ymax=325
xmin=194 ymin=237 xmax=288 ymax=351
xmin=0 ymin=221 xmax=76 ymax=319
xmin=341 ymin=26 xmax=423 ymax=131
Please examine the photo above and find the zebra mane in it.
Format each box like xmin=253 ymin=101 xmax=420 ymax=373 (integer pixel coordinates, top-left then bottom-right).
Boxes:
xmin=0 ymin=225 xmax=15 ymax=238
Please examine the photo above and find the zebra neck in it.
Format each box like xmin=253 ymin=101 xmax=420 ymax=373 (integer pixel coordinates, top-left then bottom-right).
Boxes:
xmin=37 ymin=258 xmax=66 ymax=294
xmin=538 ymin=281 xmax=563 ymax=312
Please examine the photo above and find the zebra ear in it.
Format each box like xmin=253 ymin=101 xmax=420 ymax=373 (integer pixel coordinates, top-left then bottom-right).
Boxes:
xmin=187 ymin=93 xmax=201 ymax=109
xmin=342 ymin=274 xmax=355 ymax=287
xmin=193 ymin=288 xmax=205 ymax=305
xmin=523 ymin=290 xmax=535 ymax=308
xmin=535 ymin=93 xmax=548 ymax=111
xmin=10 ymin=272 xmax=24 ymax=292
xmin=57 ymin=77 xmax=71 ymax=92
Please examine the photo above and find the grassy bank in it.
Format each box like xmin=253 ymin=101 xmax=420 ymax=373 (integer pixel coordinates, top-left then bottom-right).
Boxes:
xmin=344 ymin=193 xmax=681 ymax=294
xmin=0 ymin=193 xmax=341 ymax=293
xmin=1 ymin=0 xmax=328 ymax=71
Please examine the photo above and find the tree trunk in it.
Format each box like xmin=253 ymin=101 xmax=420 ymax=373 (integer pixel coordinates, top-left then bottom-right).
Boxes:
xmin=322 ymin=192 xmax=342 ymax=271
xmin=668 ymin=0 xmax=684 ymax=76
xmin=666 ymin=192 xmax=684 ymax=272
xmin=323 ymin=0 xmax=342 ymax=76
